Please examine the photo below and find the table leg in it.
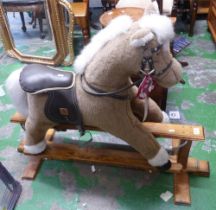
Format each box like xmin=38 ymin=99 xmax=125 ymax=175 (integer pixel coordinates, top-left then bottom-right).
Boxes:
xmin=38 ymin=16 xmax=45 ymax=39
xmin=77 ymin=16 xmax=90 ymax=44
xmin=19 ymin=12 xmax=26 ymax=32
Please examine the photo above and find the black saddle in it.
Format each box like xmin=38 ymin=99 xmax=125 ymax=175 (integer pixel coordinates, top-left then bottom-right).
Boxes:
xmin=20 ymin=64 xmax=74 ymax=94
xmin=19 ymin=64 xmax=84 ymax=135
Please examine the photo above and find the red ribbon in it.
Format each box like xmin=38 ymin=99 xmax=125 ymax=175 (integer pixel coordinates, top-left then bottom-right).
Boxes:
xmin=136 ymin=75 xmax=155 ymax=99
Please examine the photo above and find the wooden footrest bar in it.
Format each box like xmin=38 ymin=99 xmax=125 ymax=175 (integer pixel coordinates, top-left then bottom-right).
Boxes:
xmin=11 ymin=112 xmax=205 ymax=141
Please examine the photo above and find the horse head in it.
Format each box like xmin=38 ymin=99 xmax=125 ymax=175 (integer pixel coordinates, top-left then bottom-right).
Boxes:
xmin=74 ymin=13 xmax=182 ymax=92
xmin=129 ymin=14 xmax=183 ymax=89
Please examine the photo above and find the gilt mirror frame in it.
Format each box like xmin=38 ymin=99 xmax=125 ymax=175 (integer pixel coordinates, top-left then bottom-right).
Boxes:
xmin=0 ymin=0 xmax=74 ymax=66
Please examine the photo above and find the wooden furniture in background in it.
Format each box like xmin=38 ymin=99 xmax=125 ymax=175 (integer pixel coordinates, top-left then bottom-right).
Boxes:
xmin=0 ymin=0 xmax=75 ymax=66
xmin=171 ymin=0 xmax=209 ymax=36
xmin=99 ymin=7 xmax=144 ymax=27
xmin=100 ymin=0 xmax=163 ymax=13
xmin=70 ymin=0 xmax=90 ymax=44
xmin=101 ymin=0 xmax=118 ymax=11
xmin=190 ymin=0 xmax=210 ymax=36
xmin=10 ymin=112 xmax=210 ymax=205
xmin=208 ymin=0 xmax=216 ymax=42
xmin=156 ymin=0 xmax=163 ymax=14
xmin=2 ymin=0 xmax=45 ymax=38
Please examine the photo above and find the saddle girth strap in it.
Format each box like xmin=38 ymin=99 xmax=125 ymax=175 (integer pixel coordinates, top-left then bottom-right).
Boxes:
xmin=44 ymin=86 xmax=85 ymax=136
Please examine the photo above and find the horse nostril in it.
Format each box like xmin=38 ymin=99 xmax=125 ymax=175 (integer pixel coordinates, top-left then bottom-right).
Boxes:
xmin=179 ymin=79 xmax=186 ymax=84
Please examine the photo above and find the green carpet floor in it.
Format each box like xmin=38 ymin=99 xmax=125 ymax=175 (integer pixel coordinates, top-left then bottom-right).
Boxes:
xmin=0 ymin=13 xmax=216 ymax=210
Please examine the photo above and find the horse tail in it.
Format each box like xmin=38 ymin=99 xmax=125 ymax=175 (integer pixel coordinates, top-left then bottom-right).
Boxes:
xmin=5 ymin=68 xmax=28 ymax=117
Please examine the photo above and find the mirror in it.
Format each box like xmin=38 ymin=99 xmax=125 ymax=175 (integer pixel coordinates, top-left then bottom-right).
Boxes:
xmin=0 ymin=0 xmax=74 ymax=66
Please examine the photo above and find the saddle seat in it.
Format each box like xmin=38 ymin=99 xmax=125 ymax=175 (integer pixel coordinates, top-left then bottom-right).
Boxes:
xmin=20 ymin=64 xmax=75 ymax=94
xmin=19 ymin=64 xmax=84 ymax=134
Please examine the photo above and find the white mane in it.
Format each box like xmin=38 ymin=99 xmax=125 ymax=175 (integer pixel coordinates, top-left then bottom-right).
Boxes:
xmin=74 ymin=15 xmax=133 ymax=74
xmin=138 ymin=14 xmax=174 ymax=50
xmin=74 ymin=13 xmax=174 ymax=74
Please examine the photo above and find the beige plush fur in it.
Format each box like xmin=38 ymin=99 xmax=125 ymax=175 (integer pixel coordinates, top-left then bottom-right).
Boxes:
xmin=6 ymin=6 xmax=183 ymax=167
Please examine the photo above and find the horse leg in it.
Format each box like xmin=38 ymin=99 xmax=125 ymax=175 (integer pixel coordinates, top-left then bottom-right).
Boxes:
xmin=23 ymin=117 xmax=53 ymax=154
xmin=131 ymin=97 xmax=169 ymax=122
xmin=23 ymin=94 xmax=55 ymax=154
xmin=98 ymin=102 xmax=170 ymax=169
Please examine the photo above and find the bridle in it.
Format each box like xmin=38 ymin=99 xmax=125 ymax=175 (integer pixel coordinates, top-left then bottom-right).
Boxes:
xmin=80 ymin=74 xmax=140 ymax=100
xmin=139 ymin=44 xmax=173 ymax=78
xmin=81 ymin=43 xmax=173 ymax=100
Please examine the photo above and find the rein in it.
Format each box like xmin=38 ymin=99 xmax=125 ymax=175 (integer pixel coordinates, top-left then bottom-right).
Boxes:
xmin=81 ymin=43 xmax=173 ymax=101
xmin=139 ymin=43 xmax=173 ymax=78
xmin=81 ymin=74 xmax=142 ymax=100
xmin=136 ymin=50 xmax=173 ymax=121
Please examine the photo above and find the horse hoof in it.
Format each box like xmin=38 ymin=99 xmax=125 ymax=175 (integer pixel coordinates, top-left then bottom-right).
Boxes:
xmin=24 ymin=140 xmax=46 ymax=154
xmin=156 ymin=160 xmax=171 ymax=171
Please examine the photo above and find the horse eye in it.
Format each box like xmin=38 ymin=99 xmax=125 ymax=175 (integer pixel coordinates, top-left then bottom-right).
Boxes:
xmin=152 ymin=47 xmax=160 ymax=54
xmin=143 ymin=46 xmax=148 ymax=51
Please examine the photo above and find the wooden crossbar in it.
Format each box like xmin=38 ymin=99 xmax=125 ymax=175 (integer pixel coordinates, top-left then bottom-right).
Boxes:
xmin=11 ymin=112 xmax=205 ymax=141
xmin=17 ymin=139 xmax=182 ymax=174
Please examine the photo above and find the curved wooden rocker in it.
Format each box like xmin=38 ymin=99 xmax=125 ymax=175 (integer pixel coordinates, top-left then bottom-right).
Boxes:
xmin=11 ymin=112 xmax=209 ymax=205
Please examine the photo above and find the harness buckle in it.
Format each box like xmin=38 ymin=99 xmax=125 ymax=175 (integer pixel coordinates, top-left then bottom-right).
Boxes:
xmin=140 ymin=68 xmax=155 ymax=76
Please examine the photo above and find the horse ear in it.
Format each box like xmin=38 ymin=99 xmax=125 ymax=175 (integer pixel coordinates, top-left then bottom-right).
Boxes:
xmin=145 ymin=1 xmax=160 ymax=15
xmin=130 ymin=28 xmax=154 ymax=47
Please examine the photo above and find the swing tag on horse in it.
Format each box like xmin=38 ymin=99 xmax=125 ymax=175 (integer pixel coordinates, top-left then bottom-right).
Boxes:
xmin=136 ymin=75 xmax=154 ymax=99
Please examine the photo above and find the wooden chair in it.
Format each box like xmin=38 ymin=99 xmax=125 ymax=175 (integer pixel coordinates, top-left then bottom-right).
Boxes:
xmin=172 ymin=0 xmax=210 ymax=36
xmin=69 ymin=0 xmax=90 ymax=44
xmin=189 ymin=0 xmax=210 ymax=36
xmin=101 ymin=0 xmax=164 ymax=13
xmin=2 ymin=0 xmax=45 ymax=38
xmin=208 ymin=0 xmax=216 ymax=42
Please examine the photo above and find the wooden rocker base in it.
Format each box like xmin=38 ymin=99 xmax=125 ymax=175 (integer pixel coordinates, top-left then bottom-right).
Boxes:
xmin=11 ymin=112 xmax=210 ymax=205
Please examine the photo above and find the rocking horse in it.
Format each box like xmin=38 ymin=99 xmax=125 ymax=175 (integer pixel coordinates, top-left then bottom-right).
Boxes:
xmin=6 ymin=4 xmax=209 ymax=205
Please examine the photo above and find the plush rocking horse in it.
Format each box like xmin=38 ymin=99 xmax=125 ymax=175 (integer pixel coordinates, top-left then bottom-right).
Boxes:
xmin=6 ymin=4 xmax=183 ymax=171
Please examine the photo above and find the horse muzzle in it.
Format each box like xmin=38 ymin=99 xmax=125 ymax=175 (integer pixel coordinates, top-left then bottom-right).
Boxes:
xmin=179 ymin=79 xmax=186 ymax=85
